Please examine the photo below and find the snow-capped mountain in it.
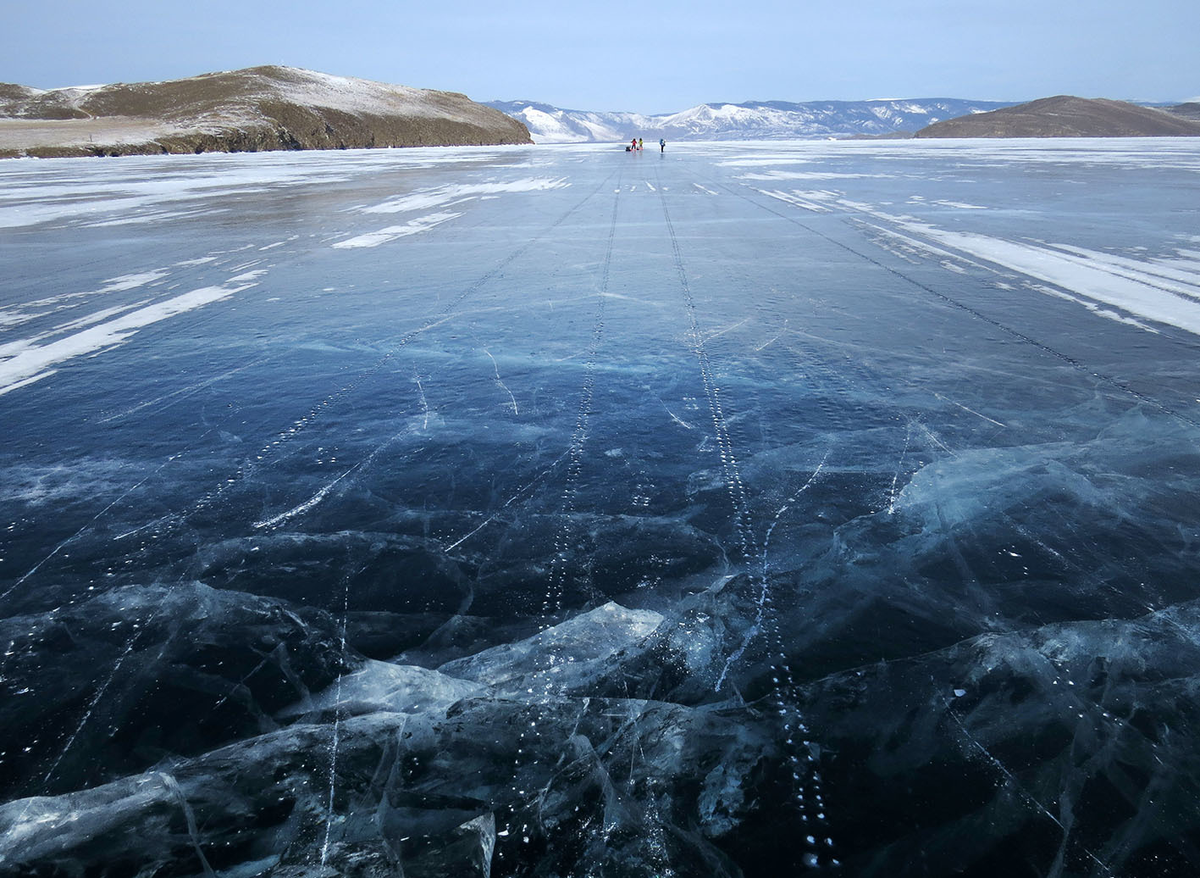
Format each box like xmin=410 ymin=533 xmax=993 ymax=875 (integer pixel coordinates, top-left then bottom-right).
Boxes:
xmin=482 ymin=101 xmax=656 ymax=143
xmin=487 ymin=98 xmax=1015 ymax=143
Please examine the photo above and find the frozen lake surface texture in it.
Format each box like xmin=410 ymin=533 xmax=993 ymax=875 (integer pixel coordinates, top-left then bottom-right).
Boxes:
xmin=2 ymin=139 xmax=1200 ymax=877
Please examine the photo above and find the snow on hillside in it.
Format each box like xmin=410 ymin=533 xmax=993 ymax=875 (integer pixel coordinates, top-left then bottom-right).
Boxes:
xmin=2 ymin=68 xmax=517 ymax=129
xmin=1 ymin=67 xmax=531 ymax=157
xmin=240 ymin=68 xmax=451 ymax=120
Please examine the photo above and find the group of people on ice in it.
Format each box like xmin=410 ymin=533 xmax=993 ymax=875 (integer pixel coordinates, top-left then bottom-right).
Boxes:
xmin=627 ymin=138 xmax=666 ymax=152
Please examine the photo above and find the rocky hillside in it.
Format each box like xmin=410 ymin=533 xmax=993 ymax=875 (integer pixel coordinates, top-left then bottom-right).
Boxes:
xmin=0 ymin=66 xmax=532 ymax=158
xmin=488 ymin=98 xmax=1013 ymax=143
xmin=914 ymin=95 xmax=1200 ymax=138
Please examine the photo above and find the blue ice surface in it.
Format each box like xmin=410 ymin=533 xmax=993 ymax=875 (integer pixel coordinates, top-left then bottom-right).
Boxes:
xmin=1 ymin=139 xmax=1200 ymax=876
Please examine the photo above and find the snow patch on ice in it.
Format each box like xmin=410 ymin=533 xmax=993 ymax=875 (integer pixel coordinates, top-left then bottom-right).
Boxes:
xmin=227 ymin=270 xmax=269 ymax=284
xmin=890 ymin=219 xmax=1200 ymax=336
xmin=0 ymin=156 xmax=387 ymax=229
xmin=332 ymin=211 xmax=461 ymax=249
xmin=0 ymin=280 xmax=258 ymax=395
xmin=93 ymin=271 xmax=170 ymax=293
xmin=757 ymin=189 xmax=838 ymax=212
xmin=362 ymin=178 xmax=569 ymax=214
xmin=717 ymin=156 xmax=815 ymax=167
xmin=931 ymin=200 xmax=987 ymax=210
xmin=738 ymin=170 xmax=888 ymax=181
xmin=831 ymin=193 xmax=1200 ymax=337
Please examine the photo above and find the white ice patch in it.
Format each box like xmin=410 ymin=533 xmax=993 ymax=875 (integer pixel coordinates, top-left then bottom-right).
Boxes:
xmin=281 ymin=660 xmax=486 ymax=718
xmin=0 ymin=271 xmax=174 ymax=337
xmin=439 ymin=602 xmax=663 ymax=694
xmin=890 ymin=218 xmax=1200 ymax=336
xmin=44 ymin=302 xmax=153 ymax=336
xmin=717 ymin=156 xmax=815 ymax=167
xmin=92 ymin=271 xmax=170 ymax=293
xmin=864 ymin=224 xmax=965 ymax=262
xmin=1047 ymin=244 xmax=1200 ymax=291
xmin=362 ymin=178 xmax=569 ymax=214
xmin=332 ymin=211 xmax=461 ymax=249
xmin=757 ymin=189 xmax=838 ymax=212
xmin=86 ymin=208 xmax=222 ymax=228
xmin=0 ymin=280 xmax=257 ymax=395
xmin=0 ymin=149 xmax=489 ymax=230
xmin=227 ymin=270 xmax=269 ymax=283
xmin=738 ymin=170 xmax=887 ymax=181
xmin=931 ymin=200 xmax=987 ymax=210
xmin=1026 ymin=283 xmax=1157 ymax=332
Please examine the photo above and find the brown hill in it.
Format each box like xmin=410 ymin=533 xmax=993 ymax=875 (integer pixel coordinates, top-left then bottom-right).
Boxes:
xmin=1167 ymin=102 xmax=1200 ymax=121
xmin=914 ymin=95 xmax=1200 ymax=138
xmin=0 ymin=66 xmax=532 ymax=158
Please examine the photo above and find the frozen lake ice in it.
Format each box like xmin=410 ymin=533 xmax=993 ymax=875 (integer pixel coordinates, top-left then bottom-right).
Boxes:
xmin=2 ymin=138 xmax=1200 ymax=876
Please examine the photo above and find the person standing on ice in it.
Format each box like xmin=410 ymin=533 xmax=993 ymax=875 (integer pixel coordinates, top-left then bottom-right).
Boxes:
xmin=638 ymin=138 xmax=644 ymax=150
xmin=659 ymin=138 xmax=666 ymax=153
xmin=631 ymin=138 xmax=637 ymax=152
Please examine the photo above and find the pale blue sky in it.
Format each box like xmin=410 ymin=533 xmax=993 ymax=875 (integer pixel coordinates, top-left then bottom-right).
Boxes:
xmin=4 ymin=0 xmax=1198 ymax=113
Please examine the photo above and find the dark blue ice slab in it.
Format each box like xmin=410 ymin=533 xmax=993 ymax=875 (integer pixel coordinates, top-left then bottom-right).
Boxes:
xmin=1 ymin=139 xmax=1200 ymax=877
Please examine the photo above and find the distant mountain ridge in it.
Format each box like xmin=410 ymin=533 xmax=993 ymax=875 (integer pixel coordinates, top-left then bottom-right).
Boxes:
xmin=486 ymin=98 xmax=1016 ymax=142
xmin=0 ymin=66 xmax=532 ymax=158
xmin=914 ymin=96 xmax=1200 ymax=138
